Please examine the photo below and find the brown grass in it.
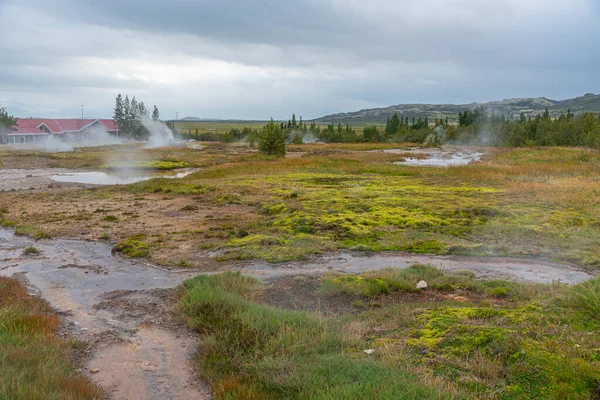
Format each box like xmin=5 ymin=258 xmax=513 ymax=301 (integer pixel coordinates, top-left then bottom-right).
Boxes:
xmin=0 ymin=277 xmax=102 ymax=399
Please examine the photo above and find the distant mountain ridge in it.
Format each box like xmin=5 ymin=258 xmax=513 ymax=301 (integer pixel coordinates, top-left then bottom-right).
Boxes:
xmin=314 ymin=93 xmax=600 ymax=124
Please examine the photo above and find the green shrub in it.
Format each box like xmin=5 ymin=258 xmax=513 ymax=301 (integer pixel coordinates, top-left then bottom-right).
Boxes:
xmin=259 ymin=120 xmax=286 ymax=156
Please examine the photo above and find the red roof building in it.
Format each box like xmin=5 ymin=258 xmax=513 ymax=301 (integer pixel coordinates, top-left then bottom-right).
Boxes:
xmin=3 ymin=118 xmax=118 ymax=143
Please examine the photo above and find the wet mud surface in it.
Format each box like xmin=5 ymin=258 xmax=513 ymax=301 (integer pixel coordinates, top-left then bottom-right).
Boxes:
xmin=243 ymin=251 xmax=593 ymax=284
xmin=0 ymin=229 xmax=209 ymax=400
xmin=0 ymin=168 xmax=199 ymax=191
xmin=0 ymin=168 xmax=77 ymax=191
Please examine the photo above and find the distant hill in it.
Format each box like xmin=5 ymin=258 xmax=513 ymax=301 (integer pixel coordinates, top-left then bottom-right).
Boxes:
xmin=314 ymin=93 xmax=600 ymax=124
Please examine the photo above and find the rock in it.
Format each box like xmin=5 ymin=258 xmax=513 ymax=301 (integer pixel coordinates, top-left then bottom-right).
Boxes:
xmin=89 ymin=368 xmax=99 ymax=373
xmin=140 ymin=361 xmax=155 ymax=371
xmin=363 ymin=349 xmax=375 ymax=355
xmin=416 ymin=280 xmax=428 ymax=289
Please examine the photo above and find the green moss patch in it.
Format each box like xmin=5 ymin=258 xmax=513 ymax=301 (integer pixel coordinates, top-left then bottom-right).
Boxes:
xmin=103 ymin=159 xmax=190 ymax=170
xmin=112 ymin=234 xmax=150 ymax=258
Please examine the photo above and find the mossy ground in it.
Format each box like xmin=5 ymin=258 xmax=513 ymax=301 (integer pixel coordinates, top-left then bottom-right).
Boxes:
xmin=0 ymin=144 xmax=598 ymax=267
xmin=180 ymin=268 xmax=600 ymax=399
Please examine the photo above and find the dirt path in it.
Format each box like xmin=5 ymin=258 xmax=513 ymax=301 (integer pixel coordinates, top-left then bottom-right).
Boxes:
xmin=0 ymin=227 xmax=594 ymax=398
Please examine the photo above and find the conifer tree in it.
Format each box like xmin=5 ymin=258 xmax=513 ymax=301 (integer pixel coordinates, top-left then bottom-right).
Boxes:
xmin=259 ymin=119 xmax=286 ymax=156
xmin=113 ymin=94 xmax=124 ymax=125
xmin=0 ymin=105 xmax=16 ymax=140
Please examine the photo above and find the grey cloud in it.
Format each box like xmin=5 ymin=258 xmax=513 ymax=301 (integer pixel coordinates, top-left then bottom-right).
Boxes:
xmin=1 ymin=0 xmax=600 ymax=119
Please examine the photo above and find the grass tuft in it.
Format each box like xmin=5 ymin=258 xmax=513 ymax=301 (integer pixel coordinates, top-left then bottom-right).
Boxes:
xmin=567 ymin=277 xmax=600 ymax=322
xmin=14 ymin=225 xmax=51 ymax=240
xmin=22 ymin=246 xmax=41 ymax=256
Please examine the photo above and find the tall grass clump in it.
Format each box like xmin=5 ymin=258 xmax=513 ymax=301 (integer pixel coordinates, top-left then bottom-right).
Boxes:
xmin=567 ymin=277 xmax=600 ymax=322
xmin=179 ymin=272 xmax=455 ymax=399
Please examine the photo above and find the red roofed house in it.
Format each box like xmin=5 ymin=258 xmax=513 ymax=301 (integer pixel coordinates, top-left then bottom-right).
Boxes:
xmin=3 ymin=118 xmax=118 ymax=144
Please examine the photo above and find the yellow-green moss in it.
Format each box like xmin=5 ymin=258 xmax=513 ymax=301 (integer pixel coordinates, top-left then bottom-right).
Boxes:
xmin=113 ymin=234 xmax=150 ymax=258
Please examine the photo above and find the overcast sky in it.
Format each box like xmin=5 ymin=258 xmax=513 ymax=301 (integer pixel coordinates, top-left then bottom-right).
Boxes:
xmin=1 ymin=0 xmax=599 ymax=120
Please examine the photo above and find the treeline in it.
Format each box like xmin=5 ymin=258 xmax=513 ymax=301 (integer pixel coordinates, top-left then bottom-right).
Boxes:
xmin=113 ymin=94 xmax=161 ymax=139
xmin=450 ymin=107 xmax=600 ymax=148
xmin=178 ymin=109 xmax=600 ymax=149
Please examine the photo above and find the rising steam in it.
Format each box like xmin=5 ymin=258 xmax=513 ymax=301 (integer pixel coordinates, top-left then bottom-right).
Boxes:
xmin=141 ymin=118 xmax=177 ymax=148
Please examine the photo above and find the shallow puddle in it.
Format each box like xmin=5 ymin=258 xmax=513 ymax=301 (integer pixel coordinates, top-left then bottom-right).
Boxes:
xmin=51 ymin=169 xmax=198 ymax=185
xmin=385 ymin=148 xmax=484 ymax=166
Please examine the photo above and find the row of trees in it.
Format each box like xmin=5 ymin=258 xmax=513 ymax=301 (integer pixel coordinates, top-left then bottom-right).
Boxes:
xmin=132 ymin=108 xmax=600 ymax=150
xmin=113 ymin=94 xmax=160 ymax=139
xmin=452 ymin=109 xmax=600 ymax=148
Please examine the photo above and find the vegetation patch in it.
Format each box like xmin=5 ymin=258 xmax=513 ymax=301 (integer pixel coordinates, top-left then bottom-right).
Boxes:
xmin=320 ymin=265 xmax=531 ymax=300
xmin=103 ymin=159 xmax=190 ymax=170
xmin=102 ymin=215 xmax=119 ymax=222
xmin=112 ymin=234 xmax=150 ymax=258
xmin=400 ymin=298 xmax=600 ymax=398
xmin=14 ymin=225 xmax=51 ymax=240
xmin=180 ymin=270 xmax=600 ymax=399
xmin=0 ymin=277 xmax=102 ymax=399
xmin=179 ymin=272 xmax=455 ymax=399
xmin=22 ymin=246 xmax=41 ymax=256
xmin=180 ymin=268 xmax=600 ymax=399
xmin=1 ymin=147 xmax=599 ymax=267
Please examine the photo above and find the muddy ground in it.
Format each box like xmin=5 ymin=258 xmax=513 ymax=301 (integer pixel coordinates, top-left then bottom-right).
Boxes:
xmin=0 ymin=228 xmax=209 ymax=400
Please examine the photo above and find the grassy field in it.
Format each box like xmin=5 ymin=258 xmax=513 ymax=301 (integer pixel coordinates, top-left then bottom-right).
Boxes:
xmin=0 ymin=277 xmax=102 ymax=399
xmin=128 ymin=146 xmax=600 ymax=266
xmin=0 ymin=145 xmax=599 ymax=268
xmin=169 ymin=120 xmax=377 ymax=134
xmin=179 ymin=268 xmax=600 ymax=399
xmin=170 ymin=121 xmax=266 ymax=134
